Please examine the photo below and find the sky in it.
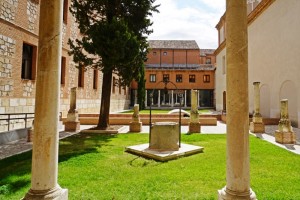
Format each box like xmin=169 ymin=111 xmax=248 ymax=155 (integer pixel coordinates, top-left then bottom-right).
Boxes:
xmin=148 ymin=0 xmax=226 ymax=49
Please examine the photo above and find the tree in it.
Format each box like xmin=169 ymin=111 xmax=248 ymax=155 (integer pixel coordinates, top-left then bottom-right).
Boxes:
xmin=69 ymin=0 xmax=159 ymax=129
xmin=137 ymin=64 xmax=146 ymax=110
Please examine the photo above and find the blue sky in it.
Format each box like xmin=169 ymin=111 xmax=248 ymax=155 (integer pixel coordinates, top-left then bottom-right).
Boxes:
xmin=148 ymin=0 xmax=226 ymax=49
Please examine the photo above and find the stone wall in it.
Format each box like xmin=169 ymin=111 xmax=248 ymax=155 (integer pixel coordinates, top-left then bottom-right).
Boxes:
xmin=0 ymin=0 xmax=18 ymax=22
xmin=27 ymin=0 xmax=38 ymax=31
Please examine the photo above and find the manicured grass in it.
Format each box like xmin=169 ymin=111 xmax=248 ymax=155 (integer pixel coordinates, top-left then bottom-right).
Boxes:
xmin=1 ymin=133 xmax=300 ymax=199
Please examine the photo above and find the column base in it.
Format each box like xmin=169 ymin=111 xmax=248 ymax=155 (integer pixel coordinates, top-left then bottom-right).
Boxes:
xmin=64 ymin=121 xmax=80 ymax=132
xmin=188 ymin=122 xmax=201 ymax=133
xmin=129 ymin=122 xmax=142 ymax=132
xmin=250 ymin=122 xmax=265 ymax=133
xmin=218 ymin=187 xmax=256 ymax=200
xmin=23 ymin=186 xmax=68 ymax=200
xmin=275 ymin=130 xmax=296 ymax=144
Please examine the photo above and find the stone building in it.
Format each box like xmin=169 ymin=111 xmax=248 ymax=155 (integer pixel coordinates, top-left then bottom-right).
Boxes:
xmin=0 ymin=0 xmax=130 ymax=132
xmin=131 ymin=40 xmax=216 ymax=108
xmin=215 ymin=0 xmax=300 ymax=128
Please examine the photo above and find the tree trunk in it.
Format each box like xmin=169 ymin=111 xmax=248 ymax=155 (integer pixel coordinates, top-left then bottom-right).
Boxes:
xmin=97 ymin=69 xmax=113 ymax=129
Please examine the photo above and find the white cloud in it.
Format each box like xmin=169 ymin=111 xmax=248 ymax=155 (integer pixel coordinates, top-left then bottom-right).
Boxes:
xmin=148 ymin=0 xmax=226 ymax=49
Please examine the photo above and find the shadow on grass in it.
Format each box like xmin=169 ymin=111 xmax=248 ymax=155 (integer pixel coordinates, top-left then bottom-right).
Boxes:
xmin=59 ymin=132 xmax=117 ymax=162
xmin=0 ymin=132 xmax=117 ymax=197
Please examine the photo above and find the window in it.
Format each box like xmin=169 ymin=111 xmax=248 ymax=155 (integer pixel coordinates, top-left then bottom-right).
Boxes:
xmin=189 ymin=74 xmax=195 ymax=83
xmin=93 ymin=69 xmax=98 ymax=89
xmin=150 ymin=74 xmax=156 ymax=82
xmin=119 ymin=79 xmax=122 ymax=94
xmin=163 ymin=74 xmax=169 ymax=82
xmin=21 ymin=43 xmax=37 ymax=80
xmin=176 ymin=74 xmax=182 ymax=83
xmin=222 ymin=55 xmax=226 ymax=74
xmin=163 ymin=51 xmax=167 ymax=56
xmin=206 ymin=58 xmax=211 ymax=64
xmin=203 ymin=75 xmax=210 ymax=83
xmin=63 ymin=0 xmax=68 ymax=24
xmin=78 ymin=67 xmax=84 ymax=87
xmin=60 ymin=57 xmax=66 ymax=85
xmin=153 ymin=51 xmax=157 ymax=56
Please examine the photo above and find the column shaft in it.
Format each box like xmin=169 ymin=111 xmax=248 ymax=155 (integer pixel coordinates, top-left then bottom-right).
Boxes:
xmin=219 ymin=0 xmax=256 ymax=199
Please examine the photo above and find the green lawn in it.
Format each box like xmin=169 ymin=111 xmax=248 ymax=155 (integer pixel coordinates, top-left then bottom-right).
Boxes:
xmin=1 ymin=133 xmax=300 ymax=199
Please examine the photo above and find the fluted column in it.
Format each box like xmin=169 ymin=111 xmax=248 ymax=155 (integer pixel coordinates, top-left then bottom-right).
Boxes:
xmin=218 ymin=0 xmax=256 ymax=199
xmin=250 ymin=82 xmax=265 ymax=133
xmin=23 ymin=0 xmax=68 ymax=199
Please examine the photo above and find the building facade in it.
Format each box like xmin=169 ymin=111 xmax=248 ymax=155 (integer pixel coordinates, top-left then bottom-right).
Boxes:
xmin=131 ymin=40 xmax=215 ymax=108
xmin=0 ymin=0 xmax=129 ymax=132
xmin=215 ymin=0 xmax=300 ymax=127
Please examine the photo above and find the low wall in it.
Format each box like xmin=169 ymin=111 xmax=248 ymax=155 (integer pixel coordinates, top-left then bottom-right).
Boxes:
xmin=69 ymin=113 xmax=218 ymax=126
xmin=0 ymin=128 xmax=28 ymax=145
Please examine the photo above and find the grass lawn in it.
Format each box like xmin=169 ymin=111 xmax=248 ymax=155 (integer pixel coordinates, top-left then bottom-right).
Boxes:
xmin=1 ymin=133 xmax=300 ymax=199
xmin=121 ymin=109 xmax=212 ymax=114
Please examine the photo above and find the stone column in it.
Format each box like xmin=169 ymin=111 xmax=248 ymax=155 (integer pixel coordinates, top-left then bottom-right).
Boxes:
xmin=197 ymin=90 xmax=200 ymax=108
xmin=23 ymin=0 xmax=68 ymax=199
xmin=129 ymin=104 xmax=142 ymax=132
xmin=171 ymin=90 xmax=174 ymax=107
xmin=158 ymin=90 xmax=161 ymax=107
xmin=218 ymin=0 xmax=256 ymax=199
xmin=65 ymin=87 xmax=80 ymax=131
xmin=250 ymin=82 xmax=265 ymax=133
xmin=189 ymin=90 xmax=201 ymax=133
xmin=275 ymin=99 xmax=296 ymax=144
xmin=184 ymin=90 xmax=187 ymax=107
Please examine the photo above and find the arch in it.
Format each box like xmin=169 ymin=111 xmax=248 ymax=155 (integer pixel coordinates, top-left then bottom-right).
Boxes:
xmin=279 ymin=80 xmax=298 ymax=127
xmin=260 ymin=84 xmax=270 ymax=118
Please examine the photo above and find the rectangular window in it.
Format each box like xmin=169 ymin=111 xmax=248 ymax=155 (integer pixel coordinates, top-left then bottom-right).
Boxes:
xmin=61 ymin=57 xmax=66 ymax=85
xmin=206 ymin=58 xmax=211 ymax=64
xmin=93 ymin=69 xmax=98 ymax=89
xmin=163 ymin=51 xmax=167 ymax=56
xmin=78 ymin=67 xmax=84 ymax=87
xmin=189 ymin=74 xmax=195 ymax=83
xmin=63 ymin=0 xmax=68 ymax=24
xmin=176 ymin=74 xmax=182 ymax=83
xmin=203 ymin=75 xmax=210 ymax=83
xmin=21 ymin=43 xmax=37 ymax=80
xmin=150 ymin=74 xmax=156 ymax=82
xmin=163 ymin=74 xmax=169 ymax=82
xmin=112 ymin=77 xmax=116 ymax=94
xmin=119 ymin=79 xmax=122 ymax=94
xmin=153 ymin=51 xmax=157 ymax=56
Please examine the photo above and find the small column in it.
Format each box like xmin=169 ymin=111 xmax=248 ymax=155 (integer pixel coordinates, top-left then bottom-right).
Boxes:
xmin=197 ymin=90 xmax=200 ymax=108
xmin=184 ymin=90 xmax=187 ymax=107
xmin=65 ymin=87 xmax=80 ymax=131
xmin=275 ymin=99 xmax=296 ymax=144
xmin=218 ymin=0 xmax=256 ymax=199
xmin=129 ymin=104 xmax=142 ymax=132
xmin=189 ymin=90 xmax=201 ymax=133
xmin=23 ymin=0 xmax=68 ymax=199
xmin=250 ymin=82 xmax=265 ymax=133
xmin=171 ymin=90 xmax=174 ymax=107
xmin=158 ymin=90 xmax=161 ymax=107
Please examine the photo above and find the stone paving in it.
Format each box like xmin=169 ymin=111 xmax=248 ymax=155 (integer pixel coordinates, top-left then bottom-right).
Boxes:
xmin=1 ymin=123 xmax=300 ymax=160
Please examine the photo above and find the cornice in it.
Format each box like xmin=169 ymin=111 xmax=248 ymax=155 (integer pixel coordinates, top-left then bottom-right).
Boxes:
xmin=214 ymin=40 xmax=226 ymax=56
xmin=248 ymin=0 xmax=276 ymax=25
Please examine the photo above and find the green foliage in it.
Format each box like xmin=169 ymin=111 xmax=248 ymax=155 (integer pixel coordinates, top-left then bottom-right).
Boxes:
xmin=68 ymin=0 xmax=159 ymax=86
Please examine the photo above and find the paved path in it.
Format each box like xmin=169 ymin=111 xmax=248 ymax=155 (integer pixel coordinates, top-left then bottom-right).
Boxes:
xmin=1 ymin=123 xmax=300 ymax=160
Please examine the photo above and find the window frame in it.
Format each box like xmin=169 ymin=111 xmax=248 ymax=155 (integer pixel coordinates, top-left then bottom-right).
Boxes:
xmin=176 ymin=74 xmax=182 ymax=83
xmin=189 ymin=74 xmax=196 ymax=83
xmin=203 ymin=74 xmax=210 ymax=83
xmin=149 ymin=74 xmax=156 ymax=82
xmin=163 ymin=74 xmax=169 ymax=82
xmin=21 ymin=43 xmax=37 ymax=80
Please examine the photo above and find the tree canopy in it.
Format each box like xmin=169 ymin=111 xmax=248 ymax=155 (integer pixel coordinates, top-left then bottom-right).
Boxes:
xmin=69 ymin=0 xmax=159 ymax=128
